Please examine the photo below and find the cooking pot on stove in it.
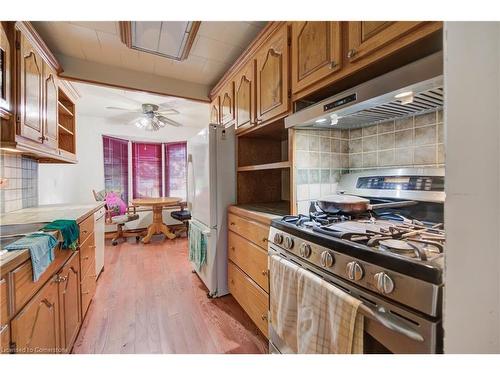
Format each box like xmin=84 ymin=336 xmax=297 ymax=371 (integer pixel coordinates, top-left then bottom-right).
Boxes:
xmin=317 ymin=193 xmax=417 ymax=214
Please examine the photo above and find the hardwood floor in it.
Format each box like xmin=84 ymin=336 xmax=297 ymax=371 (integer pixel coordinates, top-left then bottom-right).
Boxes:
xmin=72 ymin=237 xmax=268 ymax=354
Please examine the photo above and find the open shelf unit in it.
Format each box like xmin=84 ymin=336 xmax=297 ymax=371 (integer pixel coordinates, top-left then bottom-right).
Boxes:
xmin=236 ymin=120 xmax=293 ymax=215
xmin=57 ymin=88 xmax=76 ymax=156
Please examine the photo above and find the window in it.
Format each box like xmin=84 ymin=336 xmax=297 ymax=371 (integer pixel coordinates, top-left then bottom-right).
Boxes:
xmin=103 ymin=136 xmax=129 ymax=202
xmin=165 ymin=142 xmax=187 ymax=201
xmin=132 ymin=142 xmax=163 ymax=198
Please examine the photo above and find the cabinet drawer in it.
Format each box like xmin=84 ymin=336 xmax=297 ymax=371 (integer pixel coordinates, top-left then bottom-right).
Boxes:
xmin=0 ymin=324 xmax=10 ymax=354
xmin=228 ymin=261 xmax=268 ymax=337
xmin=80 ymin=259 xmax=96 ymax=317
xmin=79 ymin=214 xmax=94 ymax=244
xmin=228 ymin=231 xmax=269 ymax=293
xmin=10 ymin=247 xmax=71 ymax=314
xmin=228 ymin=213 xmax=269 ymax=251
xmin=79 ymin=232 xmax=95 ymax=278
xmin=0 ymin=278 xmax=8 ymax=325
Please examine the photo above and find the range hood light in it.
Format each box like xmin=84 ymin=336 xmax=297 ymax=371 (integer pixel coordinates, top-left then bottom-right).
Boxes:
xmin=330 ymin=114 xmax=339 ymax=126
xmin=395 ymin=91 xmax=414 ymax=104
xmin=315 ymin=118 xmax=328 ymax=124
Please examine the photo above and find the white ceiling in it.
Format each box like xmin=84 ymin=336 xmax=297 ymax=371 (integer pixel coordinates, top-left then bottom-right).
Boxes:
xmin=32 ymin=21 xmax=266 ymax=86
xmin=73 ymin=81 xmax=209 ymax=131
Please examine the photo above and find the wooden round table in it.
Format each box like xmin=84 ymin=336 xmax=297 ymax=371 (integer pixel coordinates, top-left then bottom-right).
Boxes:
xmin=132 ymin=197 xmax=182 ymax=243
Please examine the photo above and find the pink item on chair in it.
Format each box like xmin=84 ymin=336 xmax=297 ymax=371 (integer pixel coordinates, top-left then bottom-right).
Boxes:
xmin=105 ymin=191 xmax=127 ymax=217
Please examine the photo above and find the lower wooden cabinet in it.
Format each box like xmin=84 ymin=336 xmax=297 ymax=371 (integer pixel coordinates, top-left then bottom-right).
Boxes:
xmin=11 ymin=275 xmax=60 ymax=354
xmin=228 ymin=261 xmax=269 ymax=337
xmin=57 ymin=252 xmax=81 ymax=353
xmin=80 ymin=260 xmax=96 ymax=317
xmin=0 ymin=324 xmax=9 ymax=354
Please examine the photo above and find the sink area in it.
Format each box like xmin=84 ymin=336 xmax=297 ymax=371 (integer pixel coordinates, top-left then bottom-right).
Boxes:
xmin=0 ymin=222 xmax=48 ymax=250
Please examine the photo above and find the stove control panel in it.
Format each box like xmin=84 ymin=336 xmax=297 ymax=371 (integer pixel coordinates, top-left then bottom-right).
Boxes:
xmin=356 ymin=175 xmax=444 ymax=192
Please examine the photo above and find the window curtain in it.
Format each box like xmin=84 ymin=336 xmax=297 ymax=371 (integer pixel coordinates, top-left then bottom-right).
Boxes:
xmin=102 ymin=136 xmax=129 ymax=202
xmin=132 ymin=142 xmax=163 ymax=198
xmin=165 ymin=142 xmax=187 ymax=201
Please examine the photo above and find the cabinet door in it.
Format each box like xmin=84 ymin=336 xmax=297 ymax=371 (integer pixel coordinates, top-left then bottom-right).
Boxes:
xmin=346 ymin=21 xmax=424 ymax=62
xmin=220 ymin=81 xmax=235 ymax=126
xmin=43 ymin=61 xmax=58 ymax=150
xmin=234 ymin=60 xmax=255 ymax=130
xmin=291 ymin=21 xmax=341 ymax=94
xmin=11 ymin=276 xmax=60 ymax=354
xmin=255 ymin=24 xmax=289 ymax=125
xmin=0 ymin=22 xmax=12 ymax=112
xmin=210 ymin=96 xmax=220 ymax=125
xmin=18 ymin=31 xmax=43 ymax=143
xmin=58 ymin=252 xmax=81 ymax=353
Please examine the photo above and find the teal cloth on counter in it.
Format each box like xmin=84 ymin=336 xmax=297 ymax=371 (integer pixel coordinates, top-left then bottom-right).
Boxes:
xmin=42 ymin=219 xmax=80 ymax=250
xmin=5 ymin=232 xmax=58 ymax=281
xmin=188 ymin=221 xmax=207 ymax=272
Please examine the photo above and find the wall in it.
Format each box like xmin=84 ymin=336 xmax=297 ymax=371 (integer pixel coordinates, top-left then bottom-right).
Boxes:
xmin=0 ymin=154 xmax=38 ymax=213
xmin=294 ymin=109 xmax=444 ymax=214
xmin=444 ymin=22 xmax=500 ymax=353
xmin=38 ymin=114 xmax=204 ymax=228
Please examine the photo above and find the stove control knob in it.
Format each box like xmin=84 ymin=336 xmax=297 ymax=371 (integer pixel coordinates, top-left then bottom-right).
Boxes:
xmin=346 ymin=261 xmax=364 ymax=281
xmin=274 ymin=232 xmax=284 ymax=245
xmin=299 ymin=243 xmax=312 ymax=258
xmin=320 ymin=251 xmax=335 ymax=268
xmin=374 ymin=272 xmax=395 ymax=295
xmin=284 ymin=236 xmax=294 ymax=250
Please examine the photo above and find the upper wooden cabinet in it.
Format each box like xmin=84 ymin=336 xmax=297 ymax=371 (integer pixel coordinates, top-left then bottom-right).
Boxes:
xmin=0 ymin=22 xmax=12 ymax=114
xmin=220 ymin=81 xmax=235 ymax=126
xmin=291 ymin=21 xmax=341 ymax=94
xmin=11 ymin=276 xmax=60 ymax=354
xmin=43 ymin=62 xmax=58 ymax=150
xmin=18 ymin=30 xmax=44 ymax=144
xmin=210 ymin=96 xmax=220 ymax=125
xmin=346 ymin=21 xmax=425 ymax=62
xmin=255 ymin=24 xmax=289 ymax=125
xmin=234 ymin=60 xmax=255 ymax=131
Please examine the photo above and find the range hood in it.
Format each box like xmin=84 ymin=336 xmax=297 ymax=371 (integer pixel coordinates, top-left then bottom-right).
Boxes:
xmin=285 ymin=52 xmax=443 ymax=130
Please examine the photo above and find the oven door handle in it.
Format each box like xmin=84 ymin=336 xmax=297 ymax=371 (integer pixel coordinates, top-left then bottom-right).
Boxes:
xmin=360 ymin=304 xmax=425 ymax=342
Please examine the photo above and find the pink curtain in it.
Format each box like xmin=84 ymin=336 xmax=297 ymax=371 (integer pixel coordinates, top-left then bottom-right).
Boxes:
xmin=103 ymin=136 xmax=129 ymax=202
xmin=165 ymin=142 xmax=187 ymax=201
xmin=132 ymin=142 xmax=163 ymax=198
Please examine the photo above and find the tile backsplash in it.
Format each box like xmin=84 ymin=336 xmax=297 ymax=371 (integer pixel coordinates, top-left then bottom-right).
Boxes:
xmin=0 ymin=154 xmax=39 ymax=214
xmin=294 ymin=109 xmax=444 ymax=214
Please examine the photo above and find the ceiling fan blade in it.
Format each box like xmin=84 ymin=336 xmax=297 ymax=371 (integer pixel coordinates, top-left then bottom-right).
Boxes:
xmin=157 ymin=116 xmax=182 ymax=127
xmin=155 ymin=108 xmax=179 ymax=115
xmin=105 ymin=106 xmax=141 ymax=112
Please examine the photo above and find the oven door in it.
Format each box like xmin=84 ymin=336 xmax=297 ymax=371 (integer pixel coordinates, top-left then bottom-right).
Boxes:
xmin=268 ymin=244 xmax=442 ymax=354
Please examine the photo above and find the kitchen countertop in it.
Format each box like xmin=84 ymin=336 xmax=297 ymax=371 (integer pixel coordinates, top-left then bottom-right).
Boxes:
xmin=0 ymin=202 xmax=105 ymax=275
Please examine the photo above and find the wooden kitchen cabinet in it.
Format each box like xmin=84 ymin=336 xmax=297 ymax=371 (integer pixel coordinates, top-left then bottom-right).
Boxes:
xmin=11 ymin=275 xmax=60 ymax=354
xmin=346 ymin=21 xmax=425 ymax=62
xmin=42 ymin=61 xmax=58 ymax=150
xmin=0 ymin=324 xmax=9 ymax=354
xmin=210 ymin=96 xmax=220 ymax=125
xmin=57 ymin=252 xmax=81 ymax=353
xmin=18 ymin=29 xmax=44 ymax=144
xmin=255 ymin=23 xmax=289 ymax=125
xmin=234 ymin=59 xmax=256 ymax=131
xmin=291 ymin=21 xmax=341 ymax=94
xmin=220 ymin=81 xmax=235 ymax=126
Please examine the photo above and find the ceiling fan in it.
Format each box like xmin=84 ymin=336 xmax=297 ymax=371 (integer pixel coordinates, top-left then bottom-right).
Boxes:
xmin=105 ymin=103 xmax=182 ymax=131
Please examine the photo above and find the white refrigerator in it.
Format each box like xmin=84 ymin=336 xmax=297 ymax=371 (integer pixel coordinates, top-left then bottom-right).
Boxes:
xmin=187 ymin=123 xmax=235 ymax=297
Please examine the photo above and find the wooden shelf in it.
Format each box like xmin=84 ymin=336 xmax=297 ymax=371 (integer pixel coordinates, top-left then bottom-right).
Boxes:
xmin=58 ymin=101 xmax=74 ymax=117
xmin=58 ymin=123 xmax=74 ymax=135
xmin=237 ymin=161 xmax=290 ymax=172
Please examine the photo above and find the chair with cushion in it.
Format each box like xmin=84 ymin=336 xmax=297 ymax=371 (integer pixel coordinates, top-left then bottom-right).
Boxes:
xmin=170 ymin=202 xmax=191 ymax=237
xmin=93 ymin=189 xmax=142 ymax=246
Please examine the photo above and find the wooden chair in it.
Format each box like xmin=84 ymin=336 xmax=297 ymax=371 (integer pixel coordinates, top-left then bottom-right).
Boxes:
xmin=92 ymin=189 xmax=143 ymax=246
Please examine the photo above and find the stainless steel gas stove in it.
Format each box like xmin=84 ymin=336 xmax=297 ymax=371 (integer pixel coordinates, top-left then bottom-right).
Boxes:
xmin=268 ymin=168 xmax=445 ymax=354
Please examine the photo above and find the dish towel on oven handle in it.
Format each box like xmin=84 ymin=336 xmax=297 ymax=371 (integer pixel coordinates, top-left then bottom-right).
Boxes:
xmin=188 ymin=219 xmax=207 ymax=271
xmin=269 ymin=254 xmax=300 ymax=352
xmin=297 ymin=266 xmax=364 ymax=354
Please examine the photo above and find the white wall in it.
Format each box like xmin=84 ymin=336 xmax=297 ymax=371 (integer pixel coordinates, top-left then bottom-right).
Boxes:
xmin=444 ymin=22 xmax=500 ymax=353
xmin=38 ymin=114 xmax=204 ymax=228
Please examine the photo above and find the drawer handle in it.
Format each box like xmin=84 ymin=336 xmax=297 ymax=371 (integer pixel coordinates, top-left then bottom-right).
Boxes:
xmin=262 ymin=238 xmax=267 ymax=243
xmin=54 ymin=275 xmax=67 ymax=283
xmin=261 ymin=314 xmax=267 ymax=321
xmin=81 ymin=291 xmax=90 ymax=295
xmin=82 ymin=230 xmax=88 ymax=235
xmin=89 ymin=245 xmax=96 ymax=249
xmin=83 ymin=256 xmax=89 ymax=260
xmin=261 ymin=270 xmax=268 ymax=276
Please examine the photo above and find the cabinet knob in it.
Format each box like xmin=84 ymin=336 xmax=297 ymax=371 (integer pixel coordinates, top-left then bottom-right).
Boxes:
xmin=261 ymin=314 xmax=267 ymax=321
xmin=230 ymin=222 xmax=235 ymax=226
xmin=262 ymin=270 xmax=268 ymax=276
xmin=230 ymin=246 xmax=235 ymax=251
xmin=256 ymin=118 xmax=263 ymax=124
xmin=347 ymin=49 xmax=357 ymax=59
xmin=330 ymin=61 xmax=338 ymax=69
